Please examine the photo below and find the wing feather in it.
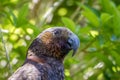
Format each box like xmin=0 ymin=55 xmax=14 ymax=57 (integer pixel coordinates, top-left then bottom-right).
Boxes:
xmin=8 ymin=63 xmax=41 ymax=80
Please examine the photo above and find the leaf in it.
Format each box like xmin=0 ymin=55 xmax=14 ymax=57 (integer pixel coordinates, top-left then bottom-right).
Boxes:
xmin=94 ymin=52 xmax=113 ymax=70
xmin=78 ymin=3 xmax=100 ymax=27
xmin=100 ymin=0 xmax=116 ymax=14
xmin=61 ymin=17 xmax=76 ymax=32
xmin=5 ymin=9 xmax=17 ymax=26
xmin=100 ymin=0 xmax=120 ymax=35
xmin=25 ymin=24 xmax=40 ymax=36
xmin=100 ymin=13 xmax=112 ymax=24
xmin=110 ymin=51 xmax=120 ymax=66
xmin=16 ymin=4 xmax=29 ymax=27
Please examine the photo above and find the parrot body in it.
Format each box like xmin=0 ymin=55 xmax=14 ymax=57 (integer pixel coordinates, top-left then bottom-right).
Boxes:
xmin=8 ymin=27 xmax=80 ymax=80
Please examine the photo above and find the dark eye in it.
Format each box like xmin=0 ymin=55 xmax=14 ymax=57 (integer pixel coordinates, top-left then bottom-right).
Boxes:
xmin=54 ymin=30 xmax=60 ymax=35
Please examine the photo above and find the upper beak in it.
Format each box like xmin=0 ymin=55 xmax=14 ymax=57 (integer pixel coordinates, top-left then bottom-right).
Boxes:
xmin=68 ymin=33 xmax=80 ymax=56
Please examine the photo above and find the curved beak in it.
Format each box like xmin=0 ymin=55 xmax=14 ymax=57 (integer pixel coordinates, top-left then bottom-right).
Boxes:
xmin=68 ymin=33 xmax=80 ymax=56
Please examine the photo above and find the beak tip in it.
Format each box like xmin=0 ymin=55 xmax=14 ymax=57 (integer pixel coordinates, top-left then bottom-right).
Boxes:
xmin=72 ymin=47 xmax=79 ymax=57
xmin=72 ymin=51 xmax=76 ymax=57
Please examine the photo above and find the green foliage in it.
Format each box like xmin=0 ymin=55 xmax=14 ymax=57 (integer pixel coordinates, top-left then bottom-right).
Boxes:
xmin=62 ymin=17 xmax=76 ymax=32
xmin=80 ymin=3 xmax=100 ymax=27
xmin=100 ymin=0 xmax=120 ymax=35
xmin=0 ymin=0 xmax=120 ymax=80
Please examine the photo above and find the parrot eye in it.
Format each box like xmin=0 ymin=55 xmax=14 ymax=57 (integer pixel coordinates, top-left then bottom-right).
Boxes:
xmin=53 ymin=30 xmax=61 ymax=35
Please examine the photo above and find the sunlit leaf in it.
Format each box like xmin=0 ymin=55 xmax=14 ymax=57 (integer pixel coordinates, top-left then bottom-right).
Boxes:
xmin=62 ymin=17 xmax=76 ymax=32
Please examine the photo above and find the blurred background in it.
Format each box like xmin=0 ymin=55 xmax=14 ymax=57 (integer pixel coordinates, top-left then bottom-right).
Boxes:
xmin=0 ymin=0 xmax=120 ymax=80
